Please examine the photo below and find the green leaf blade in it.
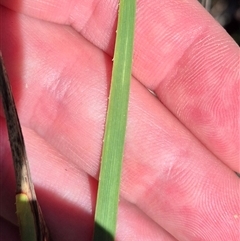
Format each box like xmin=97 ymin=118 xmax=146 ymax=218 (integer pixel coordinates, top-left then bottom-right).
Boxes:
xmin=93 ymin=0 xmax=136 ymax=240
xmin=16 ymin=194 xmax=38 ymax=241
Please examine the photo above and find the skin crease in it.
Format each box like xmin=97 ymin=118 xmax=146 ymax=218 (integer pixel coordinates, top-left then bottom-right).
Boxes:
xmin=0 ymin=0 xmax=239 ymax=240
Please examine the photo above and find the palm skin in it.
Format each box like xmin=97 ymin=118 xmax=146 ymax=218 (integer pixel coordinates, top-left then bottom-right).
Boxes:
xmin=0 ymin=0 xmax=239 ymax=240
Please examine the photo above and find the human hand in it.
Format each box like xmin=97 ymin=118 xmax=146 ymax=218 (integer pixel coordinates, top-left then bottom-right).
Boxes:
xmin=0 ymin=0 xmax=239 ymax=240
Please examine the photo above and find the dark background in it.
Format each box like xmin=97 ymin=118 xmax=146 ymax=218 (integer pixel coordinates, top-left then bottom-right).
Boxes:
xmin=199 ymin=0 xmax=240 ymax=45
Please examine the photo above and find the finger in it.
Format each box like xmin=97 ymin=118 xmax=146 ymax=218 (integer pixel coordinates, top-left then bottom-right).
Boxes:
xmin=1 ymin=7 xmax=239 ymax=241
xmin=122 ymin=79 xmax=240 ymax=240
xmin=130 ymin=2 xmax=239 ymax=172
xmin=1 ymin=0 xmax=238 ymax=172
xmin=117 ymin=199 xmax=178 ymax=241
xmin=1 ymin=126 xmax=179 ymax=241
xmin=82 ymin=0 xmax=239 ymax=172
